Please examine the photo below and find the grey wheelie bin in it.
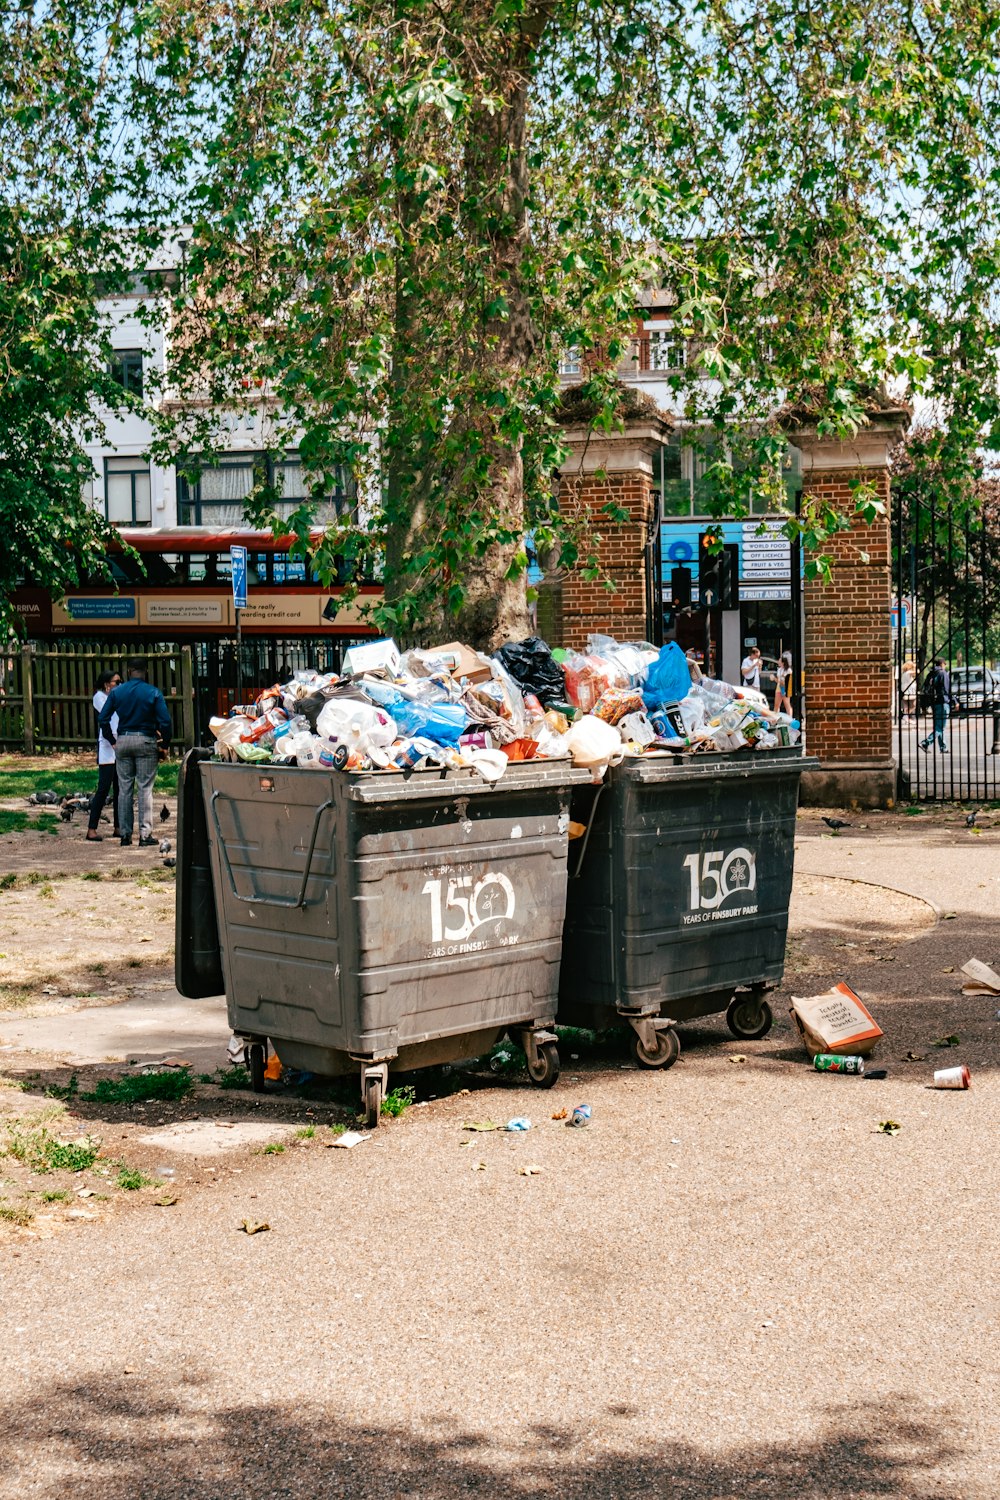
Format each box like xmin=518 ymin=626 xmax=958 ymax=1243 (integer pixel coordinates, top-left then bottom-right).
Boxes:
xmin=558 ymin=747 xmax=818 ymax=1068
xmin=176 ymin=749 xmax=589 ymax=1123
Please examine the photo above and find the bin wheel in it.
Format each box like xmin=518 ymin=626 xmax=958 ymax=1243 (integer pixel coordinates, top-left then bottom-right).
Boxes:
xmin=726 ymin=995 xmax=774 ymax=1041
xmin=630 ymin=1027 xmax=681 ymax=1070
xmin=364 ymin=1074 xmax=383 ymax=1129
xmin=526 ymin=1041 xmax=560 ymax=1089
xmin=248 ymin=1043 xmax=267 ymax=1093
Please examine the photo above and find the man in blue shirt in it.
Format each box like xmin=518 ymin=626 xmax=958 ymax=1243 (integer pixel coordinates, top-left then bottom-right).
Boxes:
xmin=99 ymin=657 xmax=172 ymax=846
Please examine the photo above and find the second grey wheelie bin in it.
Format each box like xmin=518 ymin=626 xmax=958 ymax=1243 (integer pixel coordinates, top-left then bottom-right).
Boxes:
xmin=558 ymin=747 xmax=817 ymax=1068
xmin=176 ymin=749 xmax=589 ymax=1123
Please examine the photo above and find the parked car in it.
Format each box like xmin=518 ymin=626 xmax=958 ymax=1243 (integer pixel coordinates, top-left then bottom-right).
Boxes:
xmin=950 ymin=665 xmax=1000 ymax=714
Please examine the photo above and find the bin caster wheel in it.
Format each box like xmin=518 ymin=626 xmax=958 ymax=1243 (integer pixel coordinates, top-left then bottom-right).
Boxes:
xmin=726 ymin=995 xmax=774 ymax=1041
xmin=364 ymin=1074 xmax=384 ymax=1129
xmin=526 ymin=1041 xmax=560 ymax=1089
xmin=630 ymin=1027 xmax=680 ymax=1070
xmin=248 ymin=1043 xmax=267 ymax=1093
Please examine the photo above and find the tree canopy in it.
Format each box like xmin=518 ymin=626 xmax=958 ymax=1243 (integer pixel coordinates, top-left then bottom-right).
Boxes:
xmin=4 ymin=0 xmax=1000 ymax=643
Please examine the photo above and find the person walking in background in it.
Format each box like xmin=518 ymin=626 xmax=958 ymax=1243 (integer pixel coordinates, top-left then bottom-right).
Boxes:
xmin=740 ymin=645 xmax=762 ymax=692
xmin=774 ymin=651 xmax=793 ymax=715
xmin=900 ymin=659 xmax=917 ymax=720
xmin=920 ymin=657 xmax=953 ymax=753
xmin=98 ymin=657 xmax=171 ymax=847
xmin=86 ymin=669 xmax=121 ymax=842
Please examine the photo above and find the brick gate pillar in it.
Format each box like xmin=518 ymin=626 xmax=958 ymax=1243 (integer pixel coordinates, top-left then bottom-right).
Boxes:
xmin=782 ymin=407 xmax=910 ymax=809
xmin=539 ymin=414 xmax=671 ymax=649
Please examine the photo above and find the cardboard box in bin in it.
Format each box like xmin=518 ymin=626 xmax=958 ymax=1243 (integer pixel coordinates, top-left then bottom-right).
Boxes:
xmin=790 ymin=982 xmax=883 ymax=1058
xmin=432 ymin=641 xmax=494 ymax=684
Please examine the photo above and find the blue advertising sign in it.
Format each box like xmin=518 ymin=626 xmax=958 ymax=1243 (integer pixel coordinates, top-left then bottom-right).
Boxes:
xmin=230 ymin=545 xmax=248 ymax=611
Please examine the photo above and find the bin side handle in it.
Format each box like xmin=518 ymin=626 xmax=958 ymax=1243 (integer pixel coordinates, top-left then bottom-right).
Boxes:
xmin=209 ymin=790 xmax=334 ymax=909
xmin=569 ymin=781 xmax=605 ymax=880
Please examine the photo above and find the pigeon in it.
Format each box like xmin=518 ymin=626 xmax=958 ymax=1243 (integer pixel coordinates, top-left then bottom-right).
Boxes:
xmin=28 ymin=790 xmax=59 ymax=806
xmin=159 ymin=804 xmax=170 ymax=823
xmin=159 ymin=838 xmax=171 ymax=855
xmin=59 ymin=806 xmax=74 ymax=823
xmin=822 ymin=817 xmax=852 ymax=833
xmin=163 ymin=857 xmax=176 ymax=869
xmin=966 ymin=810 xmax=979 ymax=828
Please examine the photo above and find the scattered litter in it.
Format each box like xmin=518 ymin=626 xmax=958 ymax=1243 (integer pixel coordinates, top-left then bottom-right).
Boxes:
xmin=941 ymin=966 xmax=955 ymax=974
xmin=865 ymin=1069 xmax=888 ymax=1080
xmin=813 ymin=1053 xmax=864 ymax=1075
xmin=239 ymin=1219 xmax=270 ymax=1234
xmin=729 ymin=1054 xmax=748 ymax=1064
xmin=327 ymin=1131 xmax=369 ymax=1149
xmin=517 ymin=1164 xmax=543 ymax=1176
xmin=960 ymin=959 xmax=1000 ymax=996
xmin=471 ymin=1160 xmax=487 ymax=1172
xmin=905 ymin=1051 xmax=928 ymax=1063
xmin=155 ymin=1167 xmax=176 ymax=1178
xmin=790 ymin=983 xmax=883 ymax=1059
xmin=138 ymin=937 xmax=152 ymax=944
xmin=567 ymin=1104 xmax=592 ymax=1127
xmin=551 ymin=1108 xmax=569 ymax=1120
xmin=932 ymin=1065 xmax=971 ymax=1090
xmin=505 ymin=1117 xmax=532 ymax=1132
xmin=932 ymin=1035 xmax=961 ymax=1048
xmin=75 ymin=1188 xmax=96 ymax=1198
xmin=942 ymin=912 xmax=957 ymax=920
xmin=461 ymin=1121 xmax=502 ymax=1132
xmin=877 ymin=1120 xmax=902 ymax=1135
xmin=761 ymin=1319 xmax=775 ymax=1328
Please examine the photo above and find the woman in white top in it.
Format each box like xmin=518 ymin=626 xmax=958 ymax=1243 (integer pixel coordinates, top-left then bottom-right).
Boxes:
xmin=87 ymin=669 xmax=121 ymax=841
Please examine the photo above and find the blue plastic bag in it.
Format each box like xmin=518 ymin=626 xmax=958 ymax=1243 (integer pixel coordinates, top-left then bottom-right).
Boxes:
xmin=381 ymin=694 xmax=467 ymax=745
xmin=642 ymin=642 xmax=693 ymax=710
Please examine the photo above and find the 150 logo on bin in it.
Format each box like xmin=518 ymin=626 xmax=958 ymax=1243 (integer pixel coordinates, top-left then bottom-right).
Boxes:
xmin=681 ymin=848 xmax=758 ymax=923
xmin=422 ymin=871 xmax=518 ymax=951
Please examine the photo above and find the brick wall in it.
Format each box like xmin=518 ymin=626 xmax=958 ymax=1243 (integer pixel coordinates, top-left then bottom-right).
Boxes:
xmin=802 ymin=467 xmax=893 ymax=763
xmin=552 ymin=471 xmax=655 ymax=648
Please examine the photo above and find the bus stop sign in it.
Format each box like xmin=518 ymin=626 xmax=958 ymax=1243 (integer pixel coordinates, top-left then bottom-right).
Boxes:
xmin=230 ymin=546 xmax=248 ymax=611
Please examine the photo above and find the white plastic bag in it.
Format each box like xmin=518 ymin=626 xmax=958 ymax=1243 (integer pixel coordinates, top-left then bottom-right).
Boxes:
xmin=565 ymin=714 xmax=625 ymax=769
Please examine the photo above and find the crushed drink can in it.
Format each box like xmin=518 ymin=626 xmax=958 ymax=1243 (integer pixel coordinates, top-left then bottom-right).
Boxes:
xmin=567 ymin=1104 xmax=592 ymax=1127
xmin=813 ymin=1053 xmax=865 ymax=1074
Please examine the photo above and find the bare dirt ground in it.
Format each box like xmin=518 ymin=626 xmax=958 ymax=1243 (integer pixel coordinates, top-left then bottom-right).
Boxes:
xmin=1 ymin=790 xmax=999 ymax=1497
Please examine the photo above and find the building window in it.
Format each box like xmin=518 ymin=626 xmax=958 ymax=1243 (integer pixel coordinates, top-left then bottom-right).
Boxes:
xmin=644 ymin=327 xmax=686 ymax=372
xmin=177 ymin=450 xmax=356 ymax=527
xmin=558 ymin=348 xmax=583 ymax=378
xmin=104 ymin=456 xmax=152 ymax=525
xmin=109 ymin=349 xmax=144 ymax=395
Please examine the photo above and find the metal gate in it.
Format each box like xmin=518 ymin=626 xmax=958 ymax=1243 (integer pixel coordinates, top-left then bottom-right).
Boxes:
xmin=894 ymin=486 xmax=1000 ymax=802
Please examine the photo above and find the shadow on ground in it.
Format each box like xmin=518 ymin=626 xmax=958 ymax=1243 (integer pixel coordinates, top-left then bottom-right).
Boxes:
xmin=0 ymin=1381 xmax=965 ymax=1498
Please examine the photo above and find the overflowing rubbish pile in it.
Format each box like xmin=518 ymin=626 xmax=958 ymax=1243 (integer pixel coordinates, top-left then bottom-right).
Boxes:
xmin=209 ymin=634 xmax=801 ymax=779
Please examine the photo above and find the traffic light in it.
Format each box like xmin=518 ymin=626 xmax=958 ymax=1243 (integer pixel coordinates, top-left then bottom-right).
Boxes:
xmin=670 ymin=565 xmax=692 ymax=609
xmin=698 ymin=532 xmax=739 ymax=610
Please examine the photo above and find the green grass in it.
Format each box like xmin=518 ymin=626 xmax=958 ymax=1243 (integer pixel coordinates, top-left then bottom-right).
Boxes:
xmin=40 ymin=1189 xmax=69 ymax=1203
xmin=0 ymin=1200 xmax=34 ymax=1227
xmin=217 ymin=1066 xmax=251 ymax=1091
xmin=261 ymin=1142 xmax=285 ymax=1155
xmin=295 ymin=1125 xmax=315 ymax=1139
xmin=115 ymin=1163 xmax=159 ymax=1191
xmin=2 ymin=1125 xmax=101 ymax=1173
xmin=82 ymin=1069 xmax=194 ymax=1104
xmin=329 ymin=1122 xmax=346 ymax=1136
xmin=45 ymin=1075 xmax=79 ymax=1101
xmin=381 ymin=1085 xmax=416 ymax=1118
xmin=0 ymin=762 xmax=179 ymax=800
xmin=0 ymin=810 xmax=59 ymax=836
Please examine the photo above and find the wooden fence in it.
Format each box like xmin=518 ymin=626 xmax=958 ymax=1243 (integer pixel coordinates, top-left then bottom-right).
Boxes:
xmin=0 ymin=644 xmax=194 ymax=753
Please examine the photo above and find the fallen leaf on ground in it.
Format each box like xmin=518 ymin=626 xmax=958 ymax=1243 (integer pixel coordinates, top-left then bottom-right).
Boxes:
xmin=239 ymin=1219 xmax=270 ymax=1234
xmin=462 ymin=1121 xmax=502 ymax=1132
xmin=905 ymin=1052 xmax=928 ymax=1062
xmin=942 ymin=912 xmax=957 ymax=920
xmin=932 ymin=1035 xmax=961 ymax=1048
xmin=942 ymin=967 xmax=955 ymax=974
xmin=877 ymin=1120 xmax=902 ymax=1135
xmin=729 ymin=1054 xmax=748 ymax=1064
xmin=551 ymin=1108 xmax=569 ymax=1120
xmin=153 ymin=1194 xmax=178 ymax=1207
xmin=517 ymin=1164 xmax=543 ymax=1176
